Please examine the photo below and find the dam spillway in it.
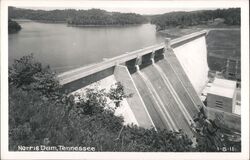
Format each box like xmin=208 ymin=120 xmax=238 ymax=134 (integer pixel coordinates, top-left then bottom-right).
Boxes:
xmin=57 ymin=30 xmax=209 ymax=137
xmin=134 ymin=64 xmax=194 ymax=135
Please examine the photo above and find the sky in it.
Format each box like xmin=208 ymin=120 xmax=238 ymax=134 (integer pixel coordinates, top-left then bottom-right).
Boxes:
xmin=20 ymin=7 xmax=219 ymax=15
xmin=10 ymin=0 xmax=239 ymax=15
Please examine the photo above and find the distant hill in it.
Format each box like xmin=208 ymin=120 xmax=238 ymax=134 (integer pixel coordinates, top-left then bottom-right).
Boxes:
xmin=8 ymin=7 xmax=240 ymax=29
xmin=8 ymin=19 xmax=21 ymax=34
xmin=8 ymin=7 xmax=148 ymax=25
xmin=150 ymin=8 xmax=240 ymax=30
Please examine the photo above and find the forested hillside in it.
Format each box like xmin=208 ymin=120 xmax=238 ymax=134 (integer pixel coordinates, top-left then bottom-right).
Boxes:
xmin=8 ymin=7 xmax=147 ymax=25
xmin=9 ymin=7 xmax=240 ymax=28
xmin=150 ymin=8 xmax=240 ymax=30
xmin=9 ymin=7 xmax=73 ymax=22
xmin=67 ymin=9 xmax=147 ymax=25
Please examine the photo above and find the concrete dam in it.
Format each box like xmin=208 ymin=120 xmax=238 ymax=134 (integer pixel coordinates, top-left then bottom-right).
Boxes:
xmin=58 ymin=30 xmax=209 ymax=137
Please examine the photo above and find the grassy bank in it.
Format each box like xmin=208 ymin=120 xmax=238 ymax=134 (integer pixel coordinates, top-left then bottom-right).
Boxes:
xmin=159 ymin=27 xmax=240 ymax=72
xmin=206 ymin=29 xmax=240 ymax=71
xmin=158 ymin=28 xmax=203 ymax=39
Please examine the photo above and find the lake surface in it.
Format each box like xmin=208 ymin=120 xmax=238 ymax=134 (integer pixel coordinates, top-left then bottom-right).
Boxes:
xmin=9 ymin=21 xmax=165 ymax=72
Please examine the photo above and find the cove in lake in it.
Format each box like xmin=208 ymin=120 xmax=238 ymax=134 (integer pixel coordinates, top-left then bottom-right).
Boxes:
xmin=9 ymin=21 xmax=165 ymax=73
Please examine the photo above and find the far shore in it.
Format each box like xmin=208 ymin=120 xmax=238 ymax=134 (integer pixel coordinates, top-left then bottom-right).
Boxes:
xmin=13 ymin=19 xmax=67 ymax=24
xmin=12 ymin=18 xmax=148 ymax=27
xmin=67 ymin=23 xmax=148 ymax=27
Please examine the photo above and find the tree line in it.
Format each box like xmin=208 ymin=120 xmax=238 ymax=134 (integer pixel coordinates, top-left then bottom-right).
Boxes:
xmin=8 ymin=7 xmax=147 ymax=25
xmin=150 ymin=8 xmax=240 ymax=30
xmin=8 ymin=54 xmax=241 ymax=152
xmin=8 ymin=7 xmax=240 ymax=28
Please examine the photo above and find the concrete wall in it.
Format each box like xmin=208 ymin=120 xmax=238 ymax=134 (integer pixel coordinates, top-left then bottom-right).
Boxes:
xmin=61 ymin=67 xmax=115 ymax=93
xmin=173 ymin=36 xmax=209 ymax=94
xmin=114 ymin=65 xmax=155 ymax=129
xmin=205 ymin=107 xmax=241 ymax=132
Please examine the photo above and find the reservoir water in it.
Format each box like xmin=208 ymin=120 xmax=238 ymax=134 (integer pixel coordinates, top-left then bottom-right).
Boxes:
xmin=9 ymin=21 xmax=165 ymax=72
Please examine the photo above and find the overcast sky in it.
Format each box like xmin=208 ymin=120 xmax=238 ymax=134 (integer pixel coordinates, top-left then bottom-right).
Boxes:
xmin=20 ymin=7 xmax=219 ymax=15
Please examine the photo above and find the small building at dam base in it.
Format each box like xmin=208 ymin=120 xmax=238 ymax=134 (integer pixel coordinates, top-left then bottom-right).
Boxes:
xmin=207 ymin=78 xmax=237 ymax=113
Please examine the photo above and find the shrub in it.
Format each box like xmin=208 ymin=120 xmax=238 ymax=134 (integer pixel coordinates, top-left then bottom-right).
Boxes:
xmin=8 ymin=19 xmax=21 ymax=34
xmin=9 ymin=54 xmax=61 ymax=98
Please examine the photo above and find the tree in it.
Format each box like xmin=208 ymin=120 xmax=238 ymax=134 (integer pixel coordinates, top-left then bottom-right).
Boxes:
xmin=9 ymin=54 xmax=61 ymax=98
xmin=117 ymin=126 xmax=194 ymax=152
xmin=8 ymin=19 xmax=21 ymax=34
xmin=9 ymin=86 xmax=67 ymax=150
xmin=108 ymin=82 xmax=133 ymax=108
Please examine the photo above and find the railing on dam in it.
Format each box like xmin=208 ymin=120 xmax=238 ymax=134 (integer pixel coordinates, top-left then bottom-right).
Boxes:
xmin=58 ymin=30 xmax=207 ymax=85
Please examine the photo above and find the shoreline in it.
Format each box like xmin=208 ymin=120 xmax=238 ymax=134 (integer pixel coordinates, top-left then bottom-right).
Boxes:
xmin=67 ymin=23 xmax=148 ymax=27
xmin=34 ymin=20 xmax=66 ymax=24
xmin=12 ymin=18 xmax=148 ymax=26
xmin=13 ymin=19 xmax=66 ymax=23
